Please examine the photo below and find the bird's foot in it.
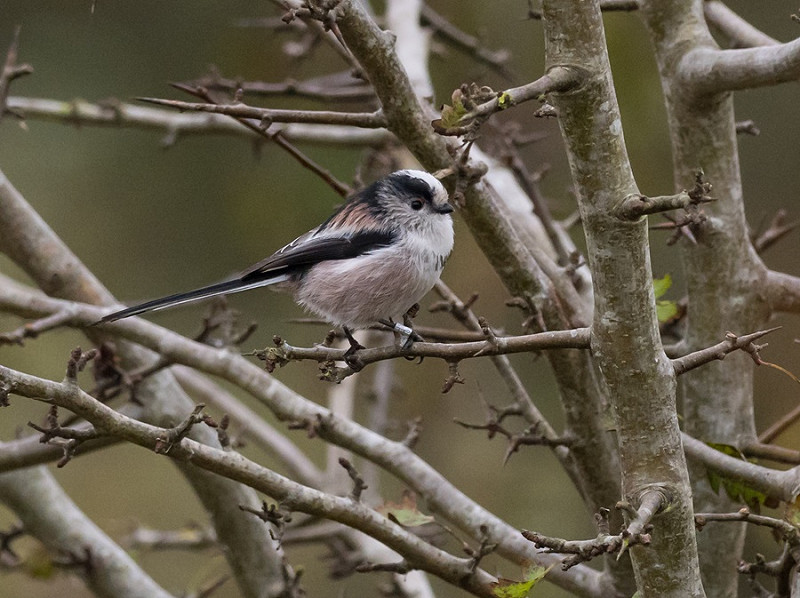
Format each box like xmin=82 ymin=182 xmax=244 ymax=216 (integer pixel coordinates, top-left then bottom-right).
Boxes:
xmin=342 ymin=326 xmax=365 ymax=371
xmin=379 ymin=318 xmax=424 ymax=354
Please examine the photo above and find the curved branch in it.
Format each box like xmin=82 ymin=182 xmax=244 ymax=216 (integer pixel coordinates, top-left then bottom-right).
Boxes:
xmin=682 ymin=433 xmax=800 ymax=503
xmin=0 ymin=364 xmax=501 ymax=598
xmin=0 ymin=281 xmax=604 ymax=597
xmin=682 ymin=38 xmax=800 ymax=95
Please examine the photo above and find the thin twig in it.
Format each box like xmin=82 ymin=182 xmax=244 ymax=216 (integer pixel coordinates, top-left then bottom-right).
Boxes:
xmin=419 ymin=5 xmax=515 ymax=80
xmin=169 ymin=84 xmax=353 ymax=197
xmin=0 ymin=26 xmax=34 ymax=123
xmin=137 ymin=96 xmax=386 ymax=128
xmin=671 ymin=328 xmax=779 ymax=376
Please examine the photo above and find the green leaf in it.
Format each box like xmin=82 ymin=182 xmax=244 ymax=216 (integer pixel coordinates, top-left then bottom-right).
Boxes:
xmin=376 ymin=490 xmax=435 ymax=527
xmin=705 ymin=442 xmax=770 ymax=511
xmin=653 ymin=274 xmax=672 ymax=299
xmin=492 ymin=565 xmax=552 ymax=598
xmin=654 ymin=275 xmax=678 ymax=323
xmin=656 ymin=300 xmax=679 ymax=323
xmin=439 ymin=89 xmax=468 ymax=128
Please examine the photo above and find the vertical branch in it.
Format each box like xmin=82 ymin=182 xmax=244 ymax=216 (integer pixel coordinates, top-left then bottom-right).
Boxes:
xmin=638 ymin=1 xmax=771 ymax=594
xmin=541 ymin=0 xmax=703 ymax=596
xmin=334 ymin=3 xmax=628 ymax=592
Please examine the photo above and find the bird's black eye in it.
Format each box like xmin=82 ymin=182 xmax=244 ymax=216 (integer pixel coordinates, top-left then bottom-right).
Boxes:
xmin=411 ymin=199 xmax=424 ymax=211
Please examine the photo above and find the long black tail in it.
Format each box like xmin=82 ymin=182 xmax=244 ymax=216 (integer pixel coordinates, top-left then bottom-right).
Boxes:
xmin=98 ymin=274 xmax=288 ymax=323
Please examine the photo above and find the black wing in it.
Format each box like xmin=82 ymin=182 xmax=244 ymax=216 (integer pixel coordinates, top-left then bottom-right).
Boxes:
xmin=98 ymin=228 xmax=396 ymax=323
xmin=240 ymin=229 xmax=396 ymax=282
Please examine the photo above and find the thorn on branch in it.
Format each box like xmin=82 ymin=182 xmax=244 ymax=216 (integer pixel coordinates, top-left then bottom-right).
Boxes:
xmin=522 ymin=492 xmax=662 ymax=569
xmin=671 ymin=327 xmax=780 ymax=376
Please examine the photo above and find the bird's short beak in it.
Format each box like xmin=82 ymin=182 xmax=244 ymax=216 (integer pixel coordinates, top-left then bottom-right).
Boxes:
xmin=435 ymin=203 xmax=454 ymax=214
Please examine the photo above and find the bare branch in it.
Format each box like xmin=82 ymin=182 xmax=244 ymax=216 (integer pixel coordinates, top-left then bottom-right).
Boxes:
xmin=169 ymin=83 xmax=353 ymax=197
xmin=682 ymin=38 xmax=800 ymax=95
xmin=182 ymin=70 xmax=376 ymax=103
xmin=681 ymin=433 xmax=800 ymax=503
xmin=0 ymin=26 xmax=33 ymax=123
xmin=137 ymin=96 xmax=387 ymax=128
xmin=0 ymin=466 xmax=172 ymax=597
xmin=752 ymin=209 xmax=800 ymax=253
xmin=7 ymin=96 xmax=389 ymax=146
xmin=521 ymin=490 xmax=662 ymax=570
xmin=0 ymin=363 xmax=503 ymax=598
xmin=432 ymin=68 xmax=584 ymax=137
xmin=703 ymin=1 xmax=780 ymax=48
xmin=695 ymin=507 xmax=800 ymax=541
xmin=741 ymin=442 xmax=800 ymax=466
xmin=0 ymin=309 xmax=76 ymax=345
xmin=671 ymin=329 xmax=778 ymax=376
xmin=615 ymin=171 xmax=714 ymax=220
xmin=419 ymin=5 xmax=515 ymax=79
xmin=172 ymin=365 xmax=324 ymax=488
xmin=758 ymin=402 xmax=800 ymax=445
xmin=255 ymin=327 xmax=591 ymax=381
xmin=0 ymin=280 xmax=601 ymax=590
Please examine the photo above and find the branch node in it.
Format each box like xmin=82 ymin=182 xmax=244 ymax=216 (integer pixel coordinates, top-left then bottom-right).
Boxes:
xmin=154 ymin=404 xmax=206 ymax=454
xmin=338 ymin=457 xmax=368 ymax=502
xmin=65 ymin=347 xmax=98 ymax=383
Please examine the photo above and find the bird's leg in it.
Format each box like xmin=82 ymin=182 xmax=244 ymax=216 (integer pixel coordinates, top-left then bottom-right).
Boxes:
xmin=342 ymin=326 xmax=366 ymax=371
xmin=379 ymin=305 xmax=424 ymax=351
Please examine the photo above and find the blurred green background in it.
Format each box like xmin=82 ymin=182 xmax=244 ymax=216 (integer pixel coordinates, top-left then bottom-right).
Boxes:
xmin=0 ymin=2 xmax=799 ymax=597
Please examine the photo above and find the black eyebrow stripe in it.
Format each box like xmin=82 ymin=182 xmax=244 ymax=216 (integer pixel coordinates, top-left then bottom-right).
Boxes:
xmin=393 ymin=174 xmax=434 ymax=203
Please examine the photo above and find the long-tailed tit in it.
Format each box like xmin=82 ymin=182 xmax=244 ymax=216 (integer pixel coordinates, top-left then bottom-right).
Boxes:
xmin=100 ymin=170 xmax=454 ymax=342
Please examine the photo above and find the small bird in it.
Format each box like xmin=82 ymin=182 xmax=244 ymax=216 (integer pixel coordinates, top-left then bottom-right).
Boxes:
xmin=100 ymin=170 xmax=454 ymax=344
